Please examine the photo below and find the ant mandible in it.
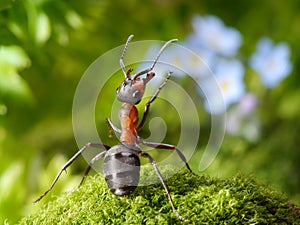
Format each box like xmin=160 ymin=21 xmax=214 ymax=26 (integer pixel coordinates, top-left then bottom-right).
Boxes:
xmin=33 ymin=35 xmax=195 ymax=222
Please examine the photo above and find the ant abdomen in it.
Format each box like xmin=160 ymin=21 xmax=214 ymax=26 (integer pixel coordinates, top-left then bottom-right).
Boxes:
xmin=104 ymin=144 xmax=140 ymax=196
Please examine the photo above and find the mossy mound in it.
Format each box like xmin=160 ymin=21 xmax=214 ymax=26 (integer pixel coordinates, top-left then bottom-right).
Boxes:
xmin=19 ymin=168 xmax=300 ymax=224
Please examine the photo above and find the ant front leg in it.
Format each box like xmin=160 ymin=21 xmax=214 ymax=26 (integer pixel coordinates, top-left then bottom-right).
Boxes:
xmin=137 ymin=71 xmax=172 ymax=130
xmin=138 ymin=138 xmax=195 ymax=175
xmin=33 ymin=142 xmax=110 ymax=203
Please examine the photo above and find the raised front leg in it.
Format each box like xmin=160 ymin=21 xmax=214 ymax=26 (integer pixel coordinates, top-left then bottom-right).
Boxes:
xmin=137 ymin=71 xmax=172 ymax=130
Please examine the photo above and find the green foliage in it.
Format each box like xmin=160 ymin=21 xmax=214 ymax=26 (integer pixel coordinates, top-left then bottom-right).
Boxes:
xmin=0 ymin=45 xmax=32 ymax=101
xmin=0 ymin=161 xmax=25 ymax=224
xmin=19 ymin=168 xmax=300 ymax=225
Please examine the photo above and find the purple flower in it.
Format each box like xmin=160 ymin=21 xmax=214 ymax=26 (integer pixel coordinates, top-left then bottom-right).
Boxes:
xmin=249 ymin=37 xmax=292 ymax=88
xmin=189 ymin=15 xmax=242 ymax=57
xmin=238 ymin=93 xmax=257 ymax=115
xmin=226 ymin=93 xmax=260 ymax=142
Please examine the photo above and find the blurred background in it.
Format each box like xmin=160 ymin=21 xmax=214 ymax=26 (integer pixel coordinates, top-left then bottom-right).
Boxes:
xmin=1 ymin=0 xmax=299 ymax=223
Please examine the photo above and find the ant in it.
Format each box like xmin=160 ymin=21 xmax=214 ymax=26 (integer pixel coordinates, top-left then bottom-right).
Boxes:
xmin=33 ymin=35 xmax=195 ymax=222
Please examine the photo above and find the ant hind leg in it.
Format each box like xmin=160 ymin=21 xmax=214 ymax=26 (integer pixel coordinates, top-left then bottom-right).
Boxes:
xmin=138 ymin=139 xmax=196 ymax=175
xmin=140 ymin=152 xmax=188 ymax=222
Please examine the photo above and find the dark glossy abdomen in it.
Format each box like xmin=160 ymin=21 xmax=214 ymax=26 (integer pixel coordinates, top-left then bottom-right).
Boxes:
xmin=103 ymin=144 xmax=140 ymax=196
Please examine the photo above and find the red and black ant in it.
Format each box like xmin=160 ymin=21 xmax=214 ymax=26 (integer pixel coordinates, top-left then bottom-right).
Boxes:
xmin=34 ymin=35 xmax=195 ymax=221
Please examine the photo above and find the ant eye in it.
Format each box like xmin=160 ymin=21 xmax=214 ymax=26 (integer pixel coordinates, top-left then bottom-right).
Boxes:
xmin=132 ymin=90 xmax=141 ymax=98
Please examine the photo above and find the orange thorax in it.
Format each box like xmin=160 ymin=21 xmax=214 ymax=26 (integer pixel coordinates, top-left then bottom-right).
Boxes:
xmin=119 ymin=103 xmax=138 ymax=145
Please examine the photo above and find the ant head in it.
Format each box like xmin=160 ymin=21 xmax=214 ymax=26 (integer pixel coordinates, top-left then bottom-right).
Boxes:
xmin=116 ymin=34 xmax=177 ymax=105
xmin=116 ymin=69 xmax=155 ymax=105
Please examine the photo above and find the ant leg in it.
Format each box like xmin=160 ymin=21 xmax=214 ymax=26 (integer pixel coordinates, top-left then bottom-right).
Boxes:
xmin=137 ymin=71 xmax=172 ymax=130
xmin=78 ymin=151 xmax=107 ymax=186
xmin=138 ymin=139 xmax=195 ymax=174
xmin=33 ymin=143 xmax=110 ymax=203
xmin=106 ymin=118 xmax=121 ymax=134
xmin=140 ymin=152 xmax=188 ymax=222
xmin=106 ymin=118 xmax=121 ymax=138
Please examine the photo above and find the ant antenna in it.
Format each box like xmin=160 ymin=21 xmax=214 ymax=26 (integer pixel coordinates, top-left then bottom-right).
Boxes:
xmin=120 ymin=34 xmax=134 ymax=78
xmin=133 ymin=38 xmax=178 ymax=79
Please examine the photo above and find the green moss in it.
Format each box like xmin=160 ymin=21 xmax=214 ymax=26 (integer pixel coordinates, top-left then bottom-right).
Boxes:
xmin=19 ymin=168 xmax=300 ymax=224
